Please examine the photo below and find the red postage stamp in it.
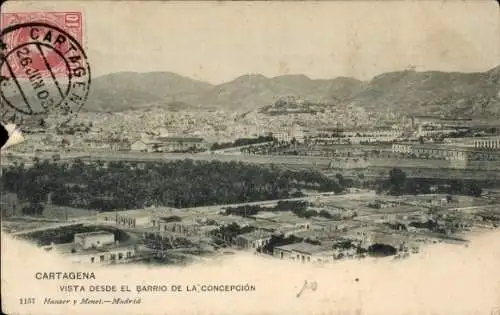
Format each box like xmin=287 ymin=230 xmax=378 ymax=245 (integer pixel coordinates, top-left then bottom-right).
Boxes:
xmin=1 ymin=12 xmax=83 ymax=78
xmin=0 ymin=11 xmax=90 ymax=121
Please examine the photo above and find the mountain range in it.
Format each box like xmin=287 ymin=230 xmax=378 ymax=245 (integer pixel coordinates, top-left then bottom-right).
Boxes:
xmin=64 ymin=65 xmax=500 ymax=117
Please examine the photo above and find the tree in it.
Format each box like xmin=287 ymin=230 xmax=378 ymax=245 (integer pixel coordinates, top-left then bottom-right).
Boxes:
xmin=335 ymin=173 xmax=345 ymax=188
xmin=467 ymin=182 xmax=482 ymax=197
xmin=404 ymin=179 xmax=418 ymax=195
xmin=375 ymin=182 xmax=385 ymax=195
xmin=22 ymin=202 xmax=44 ymax=216
xmin=388 ymin=168 xmax=407 ymax=196
xmin=5 ymin=158 xmax=343 ymax=211
xmin=449 ymin=179 xmax=463 ymax=194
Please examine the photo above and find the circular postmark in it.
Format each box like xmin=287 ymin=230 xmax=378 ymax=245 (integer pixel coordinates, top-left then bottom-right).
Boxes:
xmin=0 ymin=22 xmax=91 ymax=126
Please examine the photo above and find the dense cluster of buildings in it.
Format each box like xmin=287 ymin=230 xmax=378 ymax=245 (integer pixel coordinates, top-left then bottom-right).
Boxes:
xmin=6 ymin=110 xmax=500 ymax=167
xmin=5 ymin=185 xmax=500 ymax=266
xmin=4 ymin=111 xmax=500 ymax=265
xmin=87 ymin=192 xmax=500 ymax=264
xmin=65 ymin=136 xmax=209 ymax=153
xmin=240 ymin=116 xmax=500 ymax=163
xmin=312 ymin=128 xmax=406 ymax=144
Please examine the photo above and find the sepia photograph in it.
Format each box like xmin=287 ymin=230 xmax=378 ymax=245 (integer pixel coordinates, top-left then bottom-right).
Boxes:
xmin=1 ymin=1 xmax=499 ymax=314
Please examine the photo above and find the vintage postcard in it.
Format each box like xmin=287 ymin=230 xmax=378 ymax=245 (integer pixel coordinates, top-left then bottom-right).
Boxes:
xmin=1 ymin=1 xmax=500 ymax=314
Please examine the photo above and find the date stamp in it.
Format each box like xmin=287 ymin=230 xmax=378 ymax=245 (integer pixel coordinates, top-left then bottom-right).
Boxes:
xmin=0 ymin=15 xmax=90 ymax=125
xmin=1 ymin=12 xmax=83 ymax=77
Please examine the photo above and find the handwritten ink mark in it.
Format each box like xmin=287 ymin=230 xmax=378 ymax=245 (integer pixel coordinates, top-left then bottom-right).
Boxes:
xmin=296 ymin=280 xmax=318 ymax=298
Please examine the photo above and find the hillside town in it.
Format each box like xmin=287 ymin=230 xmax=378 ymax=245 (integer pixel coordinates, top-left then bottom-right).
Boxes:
xmin=2 ymin=96 xmax=500 ymax=266
xmin=5 ymin=103 xmax=500 ymax=159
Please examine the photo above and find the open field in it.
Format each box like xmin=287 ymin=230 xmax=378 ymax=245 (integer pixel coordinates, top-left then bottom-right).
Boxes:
xmin=41 ymin=205 xmax=99 ymax=220
xmin=6 ymin=151 xmax=500 ymax=170
xmin=333 ymin=168 xmax=500 ymax=180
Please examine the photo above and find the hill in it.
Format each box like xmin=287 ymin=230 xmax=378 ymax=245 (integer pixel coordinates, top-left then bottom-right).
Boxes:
xmin=193 ymin=74 xmax=363 ymax=111
xmin=351 ymin=67 xmax=500 ymax=117
xmin=79 ymin=72 xmax=364 ymax=112
xmin=30 ymin=65 xmax=500 ymax=117
xmin=83 ymin=71 xmax=214 ymax=112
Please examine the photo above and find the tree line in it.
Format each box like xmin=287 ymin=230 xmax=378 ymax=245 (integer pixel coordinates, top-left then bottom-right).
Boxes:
xmin=2 ymin=158 xmax=344 ymax=212
xmin=223 ymin=200 xmax=342 ymax=220
xmin=210 ymin=135 xmax=275 ymax=151
xmin=375 ymin=168 xmax=484 ymax=197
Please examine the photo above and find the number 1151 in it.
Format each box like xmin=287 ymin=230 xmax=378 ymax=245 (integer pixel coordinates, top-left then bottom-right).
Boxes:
xmin=20 ymin=298 xmax=35 ymax=304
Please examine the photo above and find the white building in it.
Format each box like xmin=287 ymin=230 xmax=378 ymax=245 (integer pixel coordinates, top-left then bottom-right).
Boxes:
xmin=100 ymin=209 xmax=156 ymax=228
xmin=43 ymin=232 xmax=137 ymax=265
xmin=74 ymin=232 xmax=115 ymax=249
xmin=392 ymin=142 xmax=500 ymax=161
xmin=473 ymin=137 xmax=500 ymax=150
xmin=71 ymin=246 xmax=136 ymax=264
xmin=289 ymin=125 xmax=305 ymax=143
xmin=416 ymin=129 xmax=456 ymax=137
xmin=130 ymin=140 xmax=148 ymax=152
xmin=392 ymin=143 xmax=414 ymax=154
xmin=273 ymin=242 xmax=335 ymax=263
xmin=313 ymin=128 xmax=405 ymax=144
xmin=273 ymin=130 xmax=290 ymax=143
xmin=272 ymin=125 xmax=306 ymax=143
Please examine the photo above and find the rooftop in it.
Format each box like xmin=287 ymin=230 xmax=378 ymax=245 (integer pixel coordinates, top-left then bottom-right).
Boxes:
xmin=260 ymin=212 xmax=310 ymax=224
xmin=366 ymin=230 xmax=413 ymax=246
xmin=157 ymin=136 xmax=205 ymax=143
xmin=140 ymin=140 xmax=163 ymax=145
xmin=248 ymin=220 xmax=281 ymax=231
xmin=275 ymin=242 xmax=326 ymax=254
xmin=107 ymin=207 xmax=179 ymax=219
xmin=375 ymin=205 xmax=427 ymax=214
xmin=312 ymin=144 xmax=388 ymax=149
xmin=42 ymin=242 xmax=75 ymax=254
xmin=72 ymin=245 xmax=135 ymax=256
xmin=211 ymin=215 xmax=253 ymax=226
xmin=251 ymin=212 xmax=281 ymax=220
xmin=394 ymin=142 xmax=500 ymax=152
xmin=237 ymin=230 xmax=273 ymax=241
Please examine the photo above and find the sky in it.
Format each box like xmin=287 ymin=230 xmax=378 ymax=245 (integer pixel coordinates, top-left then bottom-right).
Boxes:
xmin=3 ymin=1 xmax=500 ymax=84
